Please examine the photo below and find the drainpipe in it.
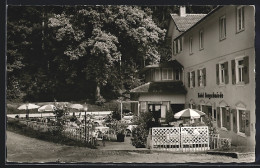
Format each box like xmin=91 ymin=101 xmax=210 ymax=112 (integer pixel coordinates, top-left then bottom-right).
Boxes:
xmin=182 ymin=68 xmax=184 ymax=85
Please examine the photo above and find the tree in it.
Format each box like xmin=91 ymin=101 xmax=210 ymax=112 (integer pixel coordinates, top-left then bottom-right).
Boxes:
xmin=7 ymin=5 xmax=215 ymax=102
xmin=48 ymin=6 xmax=166 ymax=101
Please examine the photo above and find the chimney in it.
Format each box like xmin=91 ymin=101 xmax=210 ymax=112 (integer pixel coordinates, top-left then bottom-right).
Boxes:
xmin=179 ymin=6 xmax=186 ymax=17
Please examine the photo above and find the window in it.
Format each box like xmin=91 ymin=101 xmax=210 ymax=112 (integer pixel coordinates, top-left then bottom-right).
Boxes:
xmin=219 ymin=15 xmax=226 ymax=40
xmin=220 ymin=107 xmax=227 ymax=129
xmin=219 ymin=63 xmax=225 ymax=84
xmin=237 ymin=59 xmax=244 ymax=83
xmin=175 ymin=68 xmax=181 ymax=81
xmin=198 ymin=69 xmax=203 ymax=86
xmin=162 ymin=68 xmax=173 ymax=80
xmin=173 ymin=40 xmax=177 ymax=55
xmin=237 ymin=109 xmax=246 ymax=134
xmin=237 ymin=6 xmax=245 ymax=32
xmin=178 ymin=38 xmax=182 ymax=53
xmin=154 ymin=69 xmax=160 ymax=81
xmin=148 ymin=104 xmax=162 ymax=123
xmin=213 ymin=109 xmax=217 ymax=121
xmin=188 ymin=71 xmax=195 ymax=88
xmin=199 ymin=29 xmax=204 ymax=50
xmin=198 ymin=68 xmax=206 ymax=87
xmin=189 ymin=36 xmax=193 ymax=54
xmin=173 ymin=38 xmax=182 ymax=54
xmin=232 ymin=56 xmax=249 ymax=84
xmin=216 ymin=62 xmax=228 ymax=85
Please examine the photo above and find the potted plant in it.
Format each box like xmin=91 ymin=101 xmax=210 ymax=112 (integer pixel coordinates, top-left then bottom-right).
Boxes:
xmin=115 ymin=121 xmax=127 ymax=142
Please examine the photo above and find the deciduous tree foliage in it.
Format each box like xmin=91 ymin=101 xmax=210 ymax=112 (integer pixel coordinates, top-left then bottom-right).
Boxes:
xmin=7 ymin=5 xmax=214 ymax=102
xmin=48 ymin=6 xmax=166 ymax=101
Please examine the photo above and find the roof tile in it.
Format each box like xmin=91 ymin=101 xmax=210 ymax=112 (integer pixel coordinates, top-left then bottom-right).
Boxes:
xmin=171 ymin=14 xmax=207 ymax=32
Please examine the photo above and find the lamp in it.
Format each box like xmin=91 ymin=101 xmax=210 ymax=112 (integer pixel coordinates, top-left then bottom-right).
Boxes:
xmin=225 ymin=105 xmax=230 ymax=111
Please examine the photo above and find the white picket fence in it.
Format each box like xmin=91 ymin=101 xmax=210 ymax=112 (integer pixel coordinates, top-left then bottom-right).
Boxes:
xmin=151 ymin=126 xmax=210 ymax=152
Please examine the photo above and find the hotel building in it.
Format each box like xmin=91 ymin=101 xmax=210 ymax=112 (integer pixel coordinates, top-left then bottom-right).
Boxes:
xmin=131 ymin=5 xmax=255 ymax=147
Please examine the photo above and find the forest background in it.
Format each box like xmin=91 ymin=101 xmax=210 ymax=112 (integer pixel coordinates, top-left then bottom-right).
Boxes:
xmin=7 ymin=5 xmax=214 ymax=103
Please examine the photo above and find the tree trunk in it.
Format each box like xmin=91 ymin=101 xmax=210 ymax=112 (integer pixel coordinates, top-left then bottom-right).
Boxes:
xmin=95 ymin=82 xmax=101 ymax=100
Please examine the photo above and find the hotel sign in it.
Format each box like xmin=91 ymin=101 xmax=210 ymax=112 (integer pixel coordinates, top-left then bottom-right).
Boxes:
xmin=198 ymin=92 xmax=224 ymax=99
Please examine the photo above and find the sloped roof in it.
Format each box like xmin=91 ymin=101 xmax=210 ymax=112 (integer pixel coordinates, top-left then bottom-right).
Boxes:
xmin=170 ymin=14 xmax=207 ymax=32
xmin=130 ymin=81 xmax=187 ymax=94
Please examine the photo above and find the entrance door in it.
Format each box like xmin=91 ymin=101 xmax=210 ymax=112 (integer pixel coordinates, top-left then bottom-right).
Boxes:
xmin=207 ymin=106 xmax=212 ymax=119
xmin=148 ymin=104 xmax=161 ymax=124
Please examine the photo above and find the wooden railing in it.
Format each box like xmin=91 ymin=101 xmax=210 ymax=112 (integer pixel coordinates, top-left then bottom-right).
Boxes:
xmin=151 ymin=126 xmax=209 ymax=152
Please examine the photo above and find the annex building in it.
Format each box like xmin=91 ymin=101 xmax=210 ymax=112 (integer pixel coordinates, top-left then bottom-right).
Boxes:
xmin=131 ymin=5 xmax=255 ymax=147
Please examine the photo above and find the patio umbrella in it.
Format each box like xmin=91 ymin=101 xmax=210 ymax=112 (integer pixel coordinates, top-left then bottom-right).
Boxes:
xmin=174 ymin=108 xmax=206 ymax=119
xmin=38 ymin=105 xmax=57 ymax=117
xmin=17 ymin=103 xmax=40 ymax=110
xmin=69 ymin=104 xmax=84 ymax=110
xmin=17 ymin=103 xmax=40 ymax=119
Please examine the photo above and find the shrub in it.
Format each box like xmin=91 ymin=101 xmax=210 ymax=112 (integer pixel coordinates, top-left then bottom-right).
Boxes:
xmin=165 ymin=110 xmax=175 ymax=124
xmin=221 ymin=138 xmax=231 ymax=150
xmin=131 ymin=112 xmax=156 ymax=148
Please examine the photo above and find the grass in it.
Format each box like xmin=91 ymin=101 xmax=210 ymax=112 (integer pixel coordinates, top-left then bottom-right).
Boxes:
xmin=7 ymin=117 xmax=97 ymax=149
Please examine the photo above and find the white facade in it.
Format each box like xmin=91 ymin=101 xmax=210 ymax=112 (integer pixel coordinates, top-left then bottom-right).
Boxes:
xmin=168 ymin=6 xmax=255 ymax=146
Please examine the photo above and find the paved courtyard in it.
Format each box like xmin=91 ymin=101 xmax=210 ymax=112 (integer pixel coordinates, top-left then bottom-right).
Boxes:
xmin=6 ymin=131 xmax=255 ymax=163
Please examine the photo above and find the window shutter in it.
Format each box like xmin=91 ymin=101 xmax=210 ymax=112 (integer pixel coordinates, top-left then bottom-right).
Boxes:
xmin=231 ymin=60 xmax=236 ymax=84
xmin=203 ymin=68 xmax=206 ymax=86
xmin=243 ymin=56 xmax=249 ymax=84
xmin=224 ymin=61 xmax=229 ymax=84
xmin=216 ymin=64 xmax=219 ymax=85
xmin=245 ymin=110 xmax=250 ymax=136
xmin=197 ymin=69 xmax=200 ymax=86
xmin=192 ymin=71 xmax=195 ymax=87
xmin=226 ymin=109 xmax=231 ymax=130
xmin=187 ymin=72 xmax=190 ymax=88
xmin=217 ymin=107 xmax=221 ymax=128
xmin=232 ymin=109 xmax=237 ymax=133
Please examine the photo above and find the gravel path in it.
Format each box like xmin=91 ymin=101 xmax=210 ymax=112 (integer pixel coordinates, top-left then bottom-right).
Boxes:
xmin=6 ymin=131 xmax=255 ymax=163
